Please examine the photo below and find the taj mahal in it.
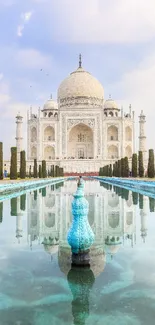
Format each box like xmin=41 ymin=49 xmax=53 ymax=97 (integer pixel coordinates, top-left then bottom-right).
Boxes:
xmin=13 ymin=55 xmax=147 ymax=174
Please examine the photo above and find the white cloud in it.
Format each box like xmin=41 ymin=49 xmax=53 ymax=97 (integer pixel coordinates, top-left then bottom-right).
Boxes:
xmin=109 ymin=51 xmax=155 ymax=151
xmin=16 ymin=48 xmax=51 ymax=69
xmin=50 ymin=0 xmax=155 ymax=43
xmin=17 ymin=11 xmax=33 ymax=37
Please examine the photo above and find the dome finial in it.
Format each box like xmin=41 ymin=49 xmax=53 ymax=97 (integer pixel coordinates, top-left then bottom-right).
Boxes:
xmin=50 ymin=94 xmax=52 ymax=99
xmin=79 ymin=53 xmax=82 ymax=68
xmin=109 ymin=94 xmax=111 ymax=99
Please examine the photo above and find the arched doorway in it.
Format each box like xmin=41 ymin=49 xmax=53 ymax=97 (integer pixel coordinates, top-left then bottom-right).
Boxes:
xmin=107 ymin=126 xmax=118 ymax=141
xmin=31 ymin=127 xmax=37 ymax=142
xmin=44 ymin=126 xmax=55 ymax=141
xmin=125 ymin=126 xmax=132 ymax=141
xmin=44 ymin=146 xmax=55 ymax=160
xmin=68 ymin=123 xmax=93 ymax=159
xmin=125 ymin=146 xmax=132 ymax=159
xmin=31 ymin=146 xmax=37 ymax=159
xmin=108 ymin=145 xmax=118 ymax=159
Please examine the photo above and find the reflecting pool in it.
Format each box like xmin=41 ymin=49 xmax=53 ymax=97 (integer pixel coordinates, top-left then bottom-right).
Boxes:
xmin=0 ymin=180 xmax=155 ymax=324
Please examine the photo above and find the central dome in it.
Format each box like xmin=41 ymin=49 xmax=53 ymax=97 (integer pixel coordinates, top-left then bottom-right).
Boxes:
xmin=58 ymin=55 xmax=104 ymax=109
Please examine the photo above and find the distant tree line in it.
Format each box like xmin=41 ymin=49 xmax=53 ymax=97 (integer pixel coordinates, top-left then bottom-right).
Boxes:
xmin=99 ymin=150 xmax=155 ymax=178
xmin=0 ymin=143 xmax=64 ymax=180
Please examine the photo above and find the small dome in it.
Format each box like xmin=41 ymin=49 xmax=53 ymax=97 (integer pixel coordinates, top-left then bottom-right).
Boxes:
xmin=104 ymin=98 xmax=119 ymax=110
xmin=57 ymin=55 xmax=104 ymax=109
xmin=43 ymin=96 xmax=58 ymax=111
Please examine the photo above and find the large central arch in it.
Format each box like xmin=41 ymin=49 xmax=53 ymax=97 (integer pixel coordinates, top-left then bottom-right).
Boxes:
xmin=68 ymin=123 xmax=94 ymax=159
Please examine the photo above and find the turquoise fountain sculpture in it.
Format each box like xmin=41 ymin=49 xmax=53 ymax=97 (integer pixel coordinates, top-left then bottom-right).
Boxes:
xmin=67 ymin=179 xmax=95 ymax=265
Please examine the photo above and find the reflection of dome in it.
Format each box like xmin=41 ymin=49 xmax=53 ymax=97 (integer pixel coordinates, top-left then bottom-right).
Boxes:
xmin=104 ymin=98 xmax=119 ymax=110
xmin=106 ymin=245 xmax=121 ymax=255
xmin=42 ymin=236 xmax=59 ymax=254
xmin=58 ymin=245 xmax=106 ymax=277
xmin=44 ymin=244 xmax=58 ymax=255
xmin=105 ymin=236 xmax=122 ymax=256
xmin=58 ymin=56 xmax=104 ymax=108
xmin=43 ymin=96 xmax=58 ymax=111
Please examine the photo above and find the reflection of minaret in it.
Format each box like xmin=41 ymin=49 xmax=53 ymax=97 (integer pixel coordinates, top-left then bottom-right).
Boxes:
xmin=15 ymin=112 xmax=23 ymax=161
xmin=16 ymin=197 xmax=23 ymax=243
xmin=139 ymin=110 xmax=147 ymax=164
xmin=67 ymin=267 xmax=95 ymax=325
xmin=140 ymin=196 xmax=147 ymax=242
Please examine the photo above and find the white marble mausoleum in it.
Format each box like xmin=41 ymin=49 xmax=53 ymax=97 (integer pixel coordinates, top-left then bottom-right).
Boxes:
xmin=14 ymin=55 xmax=147 ymax=174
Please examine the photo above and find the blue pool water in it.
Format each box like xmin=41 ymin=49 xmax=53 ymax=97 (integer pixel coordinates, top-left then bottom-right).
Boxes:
xmin=0 ymin=179 xmax=155 ymax=324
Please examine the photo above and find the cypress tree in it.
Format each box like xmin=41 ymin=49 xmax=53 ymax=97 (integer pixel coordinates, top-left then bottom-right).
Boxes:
xmin=39 ymin=165 xmax=42 ymax=178
xmin=124 ymin=157 xmax=129 ymax=178
xmin=148 ymin=149 xmax=155 ymax=178
xmin=29 ymin=165 xmax=32 ymax=178
xmin=11 ymin=197 xmax=17 ymax=216
xmin=20 ymin=150 xmax=26 ymax=179
xmin=33 ymin=159 xmax=38 ymax=178
xmin=118 ymin=160 xmax=121 ymax=177
xmin=10 ymin=147 xmax=17 ymax=180
xmin=132 ymin=153 xmax=138 ymax=177
xmin=149 ymin=197 xmax=155 ymax=212
xmin=121 ymin=158 xmax=125 ymax=177
xmin=132 ymin=192 xmax=138 ymax=205
xmin=109 ymin=164 xmax=112 ymax=177
xmin=55 ymin=165 xmax=60 ymax=177
xmin=112 ymin=163 xmax=116 ymax=176
xmin=115 ymin=161 xmax=118 ymax=177
xmin=0 ymin=142 xmax=3 ymax=179
xmin=139 ymin=194 xmax=143 ymax=210
xmin=122 ymin=189 xmax=129 ymax=201
xmin=42 ymin=187 xmax=46 ymax=197
xmin=0 ymin=202 xmax=3 ymax=223
xmin=42 ymin=160 xmax=47 ymax=178
xmin=20 ymin=194 xmax=26 ymax=211
xmin=34 ymin=190 xmax=37 ymax=201
xmin=138 ymin=151 xmax=144 ymax=178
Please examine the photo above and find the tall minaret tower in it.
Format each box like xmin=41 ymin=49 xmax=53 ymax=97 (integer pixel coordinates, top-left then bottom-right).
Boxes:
xmin=139 ymin=110 xmax=147 ymax=163
xmin=16 ymin=197 xmax=23 ymax=243
xmin=140 ymin=196 xmax=148 ymax=243
xmin=15 ymin=113 xmax=23 ymax=161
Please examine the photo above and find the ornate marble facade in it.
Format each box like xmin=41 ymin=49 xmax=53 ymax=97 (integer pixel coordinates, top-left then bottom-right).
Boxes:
xmin=25 ymin=56 xmax=147 ymax=173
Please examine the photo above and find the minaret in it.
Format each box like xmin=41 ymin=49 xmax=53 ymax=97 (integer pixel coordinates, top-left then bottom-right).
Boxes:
xmin=139 ymin=110 xmax=147 ymax=162
xmin=140 ymin=196 xmax=147 ymax=243
xmin=15 ymin=112 xmax=23 ymax=161
xmin=16 ymin=197 xmax=23 ymax=243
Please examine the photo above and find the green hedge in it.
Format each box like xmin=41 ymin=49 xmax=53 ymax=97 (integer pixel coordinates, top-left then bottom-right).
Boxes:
xmin=20 ymin=150 xmax=26 ymax=179
xmin=10 ymin=147 xmax=17 ymax=180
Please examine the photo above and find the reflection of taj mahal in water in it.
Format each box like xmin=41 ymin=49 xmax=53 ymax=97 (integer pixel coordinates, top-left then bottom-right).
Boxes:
xmin=24 ymin=181 xmax=148 ymax=257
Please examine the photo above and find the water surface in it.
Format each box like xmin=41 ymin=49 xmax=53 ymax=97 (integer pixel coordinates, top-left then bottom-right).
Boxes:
xmin=0 ymin=180 xmax=155 ymax=325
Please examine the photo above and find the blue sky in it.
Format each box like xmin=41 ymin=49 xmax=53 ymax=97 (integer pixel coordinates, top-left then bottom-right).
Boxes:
xmin=0 ymin=0 xmax=155 ymax=158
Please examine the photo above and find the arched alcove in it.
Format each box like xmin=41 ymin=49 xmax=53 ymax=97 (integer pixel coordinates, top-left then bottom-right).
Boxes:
xmin=68 ymin=123 xmax=93 ymax=159
xmin=44 ymin=126 xmax=55 ymax=141
xmin=44 ymin=212 xmax=55 ymax=228
xmin=44 ymin=146 xmax=55 ymax=160
xmin=107 ymin=125 xmax=118 ymax=141
xmin=31 ymin=146 xmax=37 ymax=159
xmin=125 ymin=146 xmax=132 ymax=159
xmin=31 ymin=211 xmax=37 ymax=228
xmin=125 ymin=126 xmax=132 ymax=141
xmin=108 ymin=212 xmax=120 ymax=228
xmin=108 ymin=145 xmax=118 ymax=159
xmin=108 ymin=193 xmax=119 ymax=208
xmin=45 ymin=195 xmax=55 ymax=208
xmin=126 ymin=212 xmax=133 ymax=226
xmin=31 ymin=127 xmax=37 ymax=142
